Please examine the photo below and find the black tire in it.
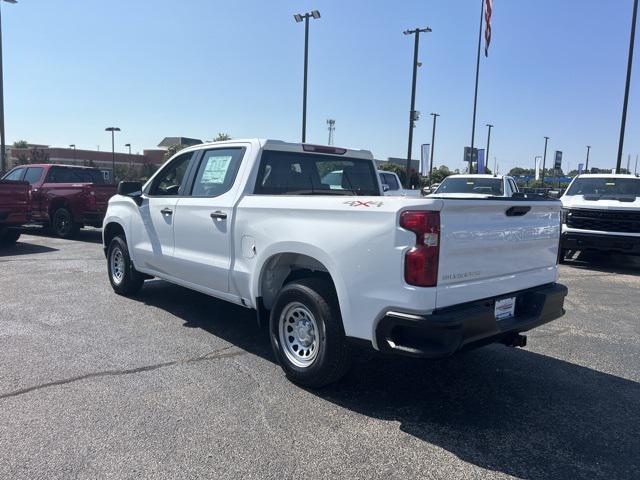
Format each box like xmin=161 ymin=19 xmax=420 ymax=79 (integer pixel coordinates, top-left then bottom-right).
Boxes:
xmin=269 ymin=277 xmax=352 ymax=388
xmin=107 ymin=235 xmax=145 ymax=295
xmin=0 ymin=227 xmax=20 ymax=246
xmin=52 ymin=207 xmax=80 ymax=238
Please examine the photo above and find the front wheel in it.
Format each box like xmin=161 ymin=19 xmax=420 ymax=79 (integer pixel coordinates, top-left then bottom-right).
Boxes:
xmin=269 ymin=277 xmax=352 ymax=388
xmin=107 ymin=235 xmax=145 ymax=295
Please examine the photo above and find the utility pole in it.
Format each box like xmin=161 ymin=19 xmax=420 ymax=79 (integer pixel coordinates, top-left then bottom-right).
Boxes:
xmin=485 ymin=124 xmax=493 ymax=169
xmin=428 ymin=113 xmax=439 ymax=187
xmin=105 ymin=127 xmax=120 ymax=184
xmin=616 ymin=0 xmax=638 ymax=172
xmin=635 ymin=154 xmax=638 ymax=175
xmin=627 ymin=154 xmax=631 ymax=173
xmin=541 ymin=136 xmax=549 ymax=186
xmin=403 ymin=27 xmax=432 ymax=188
xmin=0 ymin=0 xmax=17 ymax=174
xmin=294 ymin=10 xmax=321 ymax=143
xmin=585 ymin=145 xmax=591 ymax=172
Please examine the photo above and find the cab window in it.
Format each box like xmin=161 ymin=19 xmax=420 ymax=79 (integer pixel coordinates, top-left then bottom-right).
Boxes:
xmin=190 ymin=148 xmax=244 ymax=197
xmin=148 ymin=152 xmax=194 ymax=196
xmin=3 ymin=167 xmax=25 ymax=181
xmin=24 ymin=167 xmax=44 ymax=185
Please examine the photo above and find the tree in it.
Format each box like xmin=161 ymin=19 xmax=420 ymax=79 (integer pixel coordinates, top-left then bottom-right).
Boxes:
xmin=212 ymin=133 xmax=231 ymax=142
xmin=163 ymin=144 xmax=186 ymax=161
xmin=12 ymin=140 xmax=28 ymax=148
xmin=16 ymin=148 xmax=50 ymax=165
xmin=430 ymin=165 xmax=454 ymax=184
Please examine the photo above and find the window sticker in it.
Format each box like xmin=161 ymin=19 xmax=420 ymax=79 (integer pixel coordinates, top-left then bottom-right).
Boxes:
xmin=201 ymin=156 xmax=232 ymax=184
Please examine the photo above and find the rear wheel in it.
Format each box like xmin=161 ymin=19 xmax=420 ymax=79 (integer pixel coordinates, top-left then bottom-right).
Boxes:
xmin=52 ymin=207 xmax=79 ymax=238
xmin=0 ymin=227 xmax=20 ymax=246
xmin=107 ymin=235 xmax=145 ymax=295
xmin=269 ymin=277 xmax=352 ymax=388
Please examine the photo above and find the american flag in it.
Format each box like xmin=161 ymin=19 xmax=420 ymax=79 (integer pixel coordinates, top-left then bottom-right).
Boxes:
xmin=484 ymin=0 xmax=493 ymax=57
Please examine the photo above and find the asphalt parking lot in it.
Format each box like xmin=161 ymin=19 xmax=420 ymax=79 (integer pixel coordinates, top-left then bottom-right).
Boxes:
xmin=1 ymin=228 xmax=639 ymax=480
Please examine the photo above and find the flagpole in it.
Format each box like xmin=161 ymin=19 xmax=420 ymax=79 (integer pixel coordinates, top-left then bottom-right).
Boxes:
xmin=469 ymin=0 xmax=484 ymax=174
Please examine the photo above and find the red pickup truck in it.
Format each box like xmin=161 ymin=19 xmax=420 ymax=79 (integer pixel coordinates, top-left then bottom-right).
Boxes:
xmin=2 ymin=164 xmax=116 ymax=238
xmin=0 ymin=179 xmax=30 ymax=245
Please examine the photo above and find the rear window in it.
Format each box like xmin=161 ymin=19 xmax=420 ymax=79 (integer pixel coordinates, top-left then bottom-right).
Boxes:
xmin=46 ymin=167 xmax=105 ymax=184
xmin=254 ymin=151 xmax=380 ymax=196
xmin=565 ymin=177 xmax=640 ymax=196
xmin=435 ymin=177 xmax=504 ymax=195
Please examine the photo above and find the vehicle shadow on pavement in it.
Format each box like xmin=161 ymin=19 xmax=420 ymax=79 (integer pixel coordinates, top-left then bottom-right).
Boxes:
xmin=137 ymin=280 xmax=639 ymax=480
xmin=565 ymin=250 xmax=640 ymax=276
xmin=19 ymin=226 xmax=103 ymax=245
xmin=0 ymin=241 xmax=58 ymax=257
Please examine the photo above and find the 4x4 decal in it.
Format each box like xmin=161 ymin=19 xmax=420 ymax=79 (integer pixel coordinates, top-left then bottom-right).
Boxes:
xmin=343 ymin=200 xmax=384 ymax=208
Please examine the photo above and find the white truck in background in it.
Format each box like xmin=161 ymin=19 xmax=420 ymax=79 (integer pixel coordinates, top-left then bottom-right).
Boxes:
xmin=378 ymin=171 xmax=422 ymax=197
xmin=560 ymin=174 xmax=640 ymax=260
xmin=103 ymin=139 xmax=567 ymax=387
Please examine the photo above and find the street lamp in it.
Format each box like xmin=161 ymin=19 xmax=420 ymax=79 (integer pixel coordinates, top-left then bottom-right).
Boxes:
xmin=125 ymin=143 xmax=132 ymax=170
xmin=403 ymin=26 xmax=432 ymax=188
xmin=69 ymin=144 xmax=76 ymax=162
xmin=0 ymin=0 xmax=17 ymax=174
xmin=542 ymin=136 xmax=550 ymax=186
xmin=428 ymin=113 xmax=439 ymax=187
xmin=293 ymin=10 xmax=321 ymax=143
xmin=485 ymin=124 xmax=494 ymax=168
xmin=105 ymin=127 xmax=120 ymax=183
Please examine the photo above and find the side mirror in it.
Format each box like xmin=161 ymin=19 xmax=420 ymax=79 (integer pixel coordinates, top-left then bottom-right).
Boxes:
xmin=547 ymin=190 xmax=560 ymax=199
xmin=118 ymin=181 xmax=143 ymax=205
xmin=382 ymin=184 xmax=390 ymax=192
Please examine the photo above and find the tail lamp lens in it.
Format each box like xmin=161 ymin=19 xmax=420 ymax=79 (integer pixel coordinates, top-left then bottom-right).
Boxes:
xmin=400 ymin=211 xmax=440 ymax=287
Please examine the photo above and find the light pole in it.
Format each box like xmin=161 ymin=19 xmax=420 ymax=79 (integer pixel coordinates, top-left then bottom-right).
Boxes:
xmin=105 ymin=127 xmax=120 ymax=183
xmin=125 ymin=143 xmax=132 ymax=170
xmin=69 ymin=144 xmax=76 ymax=162
xmin=585 ymin=145 xmax=591 ymax=173
xmin=428 ymin=113 xmax=439 ymax=187
xmin=542 ymin=136 xmax=549 ymax=186
xmin=403 ymin=26 xmax=432 ymax=188
xmin=0 ymin=0 xmax=17 ymax=174
xmin=616 ymin=0 xmax=638 ymax=172
xmin=485 ymin=124 xmax=493 ymax=170
xmin=294 ymin=10 xmax=321 ymax=143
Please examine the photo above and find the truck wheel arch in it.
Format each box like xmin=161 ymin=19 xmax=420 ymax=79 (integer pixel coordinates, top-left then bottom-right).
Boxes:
xmin=103 ymin=222 xmax=126 ymax=256
xmin=257 ymin=252 xmax=343 ymax=316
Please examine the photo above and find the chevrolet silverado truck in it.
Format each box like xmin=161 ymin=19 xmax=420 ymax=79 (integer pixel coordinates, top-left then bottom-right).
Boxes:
xmin=431 ymin=174 xmax=520 ymax=197
xmin=0 ymin=179 xmax=30 ymax=246
xmin=560 ymin=174 xmax=640 ymax=260
xmin=2 ymin=164 xmax=116 ymax=238
xmin=103 ymin=139 xmax=567 ymax=387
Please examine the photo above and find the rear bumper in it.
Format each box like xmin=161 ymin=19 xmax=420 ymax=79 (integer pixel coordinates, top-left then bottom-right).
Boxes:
xmin=561 ymin=231 xmax=640 ymax=255
xmin=375 ymin=283 xmax=567 ymax=358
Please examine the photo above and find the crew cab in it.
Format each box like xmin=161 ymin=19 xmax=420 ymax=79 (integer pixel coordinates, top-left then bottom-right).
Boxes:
xmin=0 ymin=178 xmax=30 ymax=246
xmin=560 ymin=174 xmax=640 ymax=259
xmin=103 ymin=139 xmax=567 ymax=387
xmin=2 ymin=164 xmax=116 ymax=238
xmin=430 ymin=174 xmax=520 ymax=197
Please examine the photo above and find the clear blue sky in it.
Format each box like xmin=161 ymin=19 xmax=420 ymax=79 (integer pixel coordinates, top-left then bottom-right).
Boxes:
xmin=3 ymin=0 xmax=639 ymax=173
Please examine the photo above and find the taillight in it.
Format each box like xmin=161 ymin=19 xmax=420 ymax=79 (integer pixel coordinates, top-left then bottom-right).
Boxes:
xmin=400 ymin=210 xmax=440 ymax=287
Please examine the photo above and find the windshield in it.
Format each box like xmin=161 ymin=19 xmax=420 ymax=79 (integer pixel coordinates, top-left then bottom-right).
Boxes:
xmin=565 ymin=177 xmax=640 ymax=197
xmin=255 ymin=151 xmax=380 ymax=196
xmin=435 ymin=177 xmax=503 ymax=195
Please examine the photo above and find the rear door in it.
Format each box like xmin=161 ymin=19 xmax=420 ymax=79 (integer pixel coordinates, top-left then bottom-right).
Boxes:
xmin=435 ymin=198 xmax=561 ymax=308
xmin=171 ymin=146 xmax=247 ymax=293
xmin=130 ymin=151 xmax=195 ymax=274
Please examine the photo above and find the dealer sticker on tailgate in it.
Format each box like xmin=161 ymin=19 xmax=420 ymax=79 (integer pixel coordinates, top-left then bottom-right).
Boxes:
xmin=495 ymin=297 xmax=516 ymax=321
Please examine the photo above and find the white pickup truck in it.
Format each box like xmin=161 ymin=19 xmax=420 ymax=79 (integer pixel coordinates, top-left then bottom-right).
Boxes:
xmin=103 ymin=139 xmax=567 ymax=387
xmin=560 ymin=174 xmax=640 ymax=259
xmin=431 ymin=174 xmax=520 ymax=197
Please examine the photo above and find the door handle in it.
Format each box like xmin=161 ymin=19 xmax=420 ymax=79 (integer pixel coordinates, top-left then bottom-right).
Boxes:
xmin=210 ymin=211 xmax=227 ymax=220
xmin=160 ymin=208 xmax=173 ymax=215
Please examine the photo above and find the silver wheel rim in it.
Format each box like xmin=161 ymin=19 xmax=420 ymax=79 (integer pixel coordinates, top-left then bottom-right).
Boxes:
xmin=55 ymin=210 xmax=71 ymax=235
xmin=278 ymin=302 xmax=320 ymax=368
xmin=110 ymin=247 xmax=125 ymax=285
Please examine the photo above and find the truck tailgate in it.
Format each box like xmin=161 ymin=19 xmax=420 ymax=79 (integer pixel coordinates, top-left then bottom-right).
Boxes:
xmin=436 ymin=198 xmax=561 ymax=308
xmin=0 ymin=180 xmax=30 ymax=221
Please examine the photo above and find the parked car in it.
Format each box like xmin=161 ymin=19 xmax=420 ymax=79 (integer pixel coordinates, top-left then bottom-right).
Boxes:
xmin=378 ymin=171 xmax=421 ymax=197
xmin=430 ymin=174 xmax=520 ymax=197
xmin=1 ymin=164 xmax=116 ymax=238
xmin=103 ymin=139 xmax=567 ymax=387
xmin=0 ymin=178 xmax=30 ymax=245
xmin=560 ymin=174 xmax=640 ymax=260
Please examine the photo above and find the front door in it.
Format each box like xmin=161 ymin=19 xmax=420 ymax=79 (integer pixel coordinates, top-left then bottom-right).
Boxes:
xmin=172 ymin=146 xmax=247 ymax=293
xmin=130 ymin=151 xmax=194 ymax=274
